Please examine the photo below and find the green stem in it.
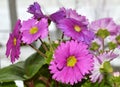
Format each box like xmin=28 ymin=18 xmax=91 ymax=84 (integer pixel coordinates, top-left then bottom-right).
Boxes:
xmin=96 ymin=49 xmax=100 ymax=55
xmin=39 ymin=39 xmax=48 ymax=51
xmin=25 ymin=80 xmax=34 ymax=87
xmin=29 ymin=44 xmax=47 ymax=58
xmin=61 ymin=33 xmax=64 ymax=42
xmin=39 ymin=76 xmax=50 ymax=87
xmin=48 ymin=33 xmax=54 ymax=51
xmin=102 ymin=38 xmax=105 ymax=53
xmin=56 ymin=81 xmax=59 ymax=87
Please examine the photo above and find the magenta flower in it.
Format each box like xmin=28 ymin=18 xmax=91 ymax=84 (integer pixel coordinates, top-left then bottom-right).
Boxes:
xmin=49 ymin=40 xmax=93 ymax=85
xmin=90 ymin=52 xmax=118 ymax=83
xmin=50 ymin=7 xmax=88 ymax=25
xmin=27 ymin=2 xmax=45 ymax=19
xmin=89 ymin=18 xmax=118 ymax=35
xmin=57 ymin=18 xmax=94 ymax=44
xmin=20 ymin=18 xmax=48 ymax=44
xmin=6 ymin=20 xmax=22 ymax=63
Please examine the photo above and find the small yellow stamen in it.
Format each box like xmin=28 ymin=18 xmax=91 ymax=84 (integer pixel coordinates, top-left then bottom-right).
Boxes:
xmin=29 ymin=27 xmax=38 ymax=34
xmin=67 ymin=56 xmax=77 ymax=67
xmin=74 ymin=25 xmax=81 ymax=32
xmin=13 ymin=38 xmax=17 ymax=46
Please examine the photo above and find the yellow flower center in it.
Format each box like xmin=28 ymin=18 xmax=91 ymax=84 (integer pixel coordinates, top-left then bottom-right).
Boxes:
xmin=74 ymin=25 xmax=81 ymax=32
xmin=67 ymin=56 xmax=77 ymax=67
xmin=13 ymin=38 xmax=17 ymax=46
xmin=29 ymin=27 xmax=38 ymax=34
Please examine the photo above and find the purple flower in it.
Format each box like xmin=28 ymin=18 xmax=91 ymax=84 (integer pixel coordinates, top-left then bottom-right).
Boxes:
xmin=49 ymin=40 xmax=93 ymax=85
xmin=20 ymin=18 xmax=48 ymax=44
xmin=89 ymin=18 xmax=118 ymax=35
xmin=50 ymin=9 xmax=66 ymax=23
xmin=6 ymin=20 xmax=22 ymax=63
xmin=62 ymin=8 xmax=88 ymax=25
xmin=27 ymin=2 xmax=45 ymax=19
xmin=57 ymin=18 xmax=94 ymax=44
xmin=50 ymin=7 xmax=88 ymax=25
xmin=90 ymin=52 xmax=118 ymax=83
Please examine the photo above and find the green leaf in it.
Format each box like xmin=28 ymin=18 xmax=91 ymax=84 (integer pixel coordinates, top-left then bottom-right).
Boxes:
xmin=38 ymin=64 xmax=51 ymax=78
xmin=0 ymin=62 xmax=25 ymax=82
xmin=24 ymin=52 xmax=45 ymax=79
xmin=0 ymin=82 xmax=17 ymax=87
xmin=96 ymin=29 xmax=110 ymax=39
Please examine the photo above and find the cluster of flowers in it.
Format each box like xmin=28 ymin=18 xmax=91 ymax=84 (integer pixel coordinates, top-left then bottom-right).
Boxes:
xmin=6 ymin=2 xmax=120 ymax=85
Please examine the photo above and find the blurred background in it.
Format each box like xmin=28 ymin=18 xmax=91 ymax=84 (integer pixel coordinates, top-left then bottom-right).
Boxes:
xmin=1 ymin=0 xmax=120 ymax=69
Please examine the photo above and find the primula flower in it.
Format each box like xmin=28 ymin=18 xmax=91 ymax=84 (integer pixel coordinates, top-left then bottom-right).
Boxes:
xmin=50 ymin=7 xmax=88 ymax=25
xmin=89 ymin=18 xmax=118 ymax=35
xmin=50 ymin=9 xmax=66 ymax=24
xmin=57 ymin=18 xmax=94 ymax=44
xmin=90 ymin=52 xmax=118 ymax=83
xmin=27 ymin=2 xmax=45 ymax=19
xmin=49 ymin=40 xmax=93 ymax=85
xmin=20 ymin=18 xmax=48 ymax=44
xmin=6 ymin=20 xmax=22 ymax=63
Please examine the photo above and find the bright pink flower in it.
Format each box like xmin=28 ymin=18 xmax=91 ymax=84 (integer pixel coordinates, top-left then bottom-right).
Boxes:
xmin=49 ymin=40 xmax=93 ymax=85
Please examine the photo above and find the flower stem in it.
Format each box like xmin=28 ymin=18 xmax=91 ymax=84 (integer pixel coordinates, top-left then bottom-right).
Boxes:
xmin=25 ymin=80 xmax=34 ymax=87
xmin=39 ymin=76 xmax=50 ymax=87
xmin=29 ymin=44 xmax=47 ymax=58
xmin=102 ymin=38 xmax=105 ymax=53
xmin=48 ymin=33 xmax=54 ymax=51
xmin=61 ymin=33 xmax=64 ymax=42
xmin=55 ymin=81 xmax=59 ymax=87
xmin=39 ymin=39 xmax=48 ymax=51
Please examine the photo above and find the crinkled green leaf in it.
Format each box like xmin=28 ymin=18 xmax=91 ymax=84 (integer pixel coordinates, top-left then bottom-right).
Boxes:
xmin=0 ymin=82 xmax=17 ymax=87
xmin=0 ymin=62 xmax=25 ymax=82
xmin=24 ymin=52 xmax=45 ymax=79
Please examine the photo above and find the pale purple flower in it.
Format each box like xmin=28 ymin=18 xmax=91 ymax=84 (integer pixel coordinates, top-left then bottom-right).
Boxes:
xmin=57 ymin=18 xmax=94 ymax=44
xmin=50 ymin=7 xmax=88 ymax=25
xmin=49 ymin=40 xmax=93 ymax=85
xmin=6 ymin=20 xmax=22 ymax=63
xmin=90 ymin=52 xmax=118 ymax=83
xmin=89 ymin=18 xmax=118 ymax=35
xmin=27 ymin=2 xmax=45 ymax=19
xmin=20 ymin=18 xmax=48 ymax=44
xmin=61 ymin=8 xmax=88 ymax=25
